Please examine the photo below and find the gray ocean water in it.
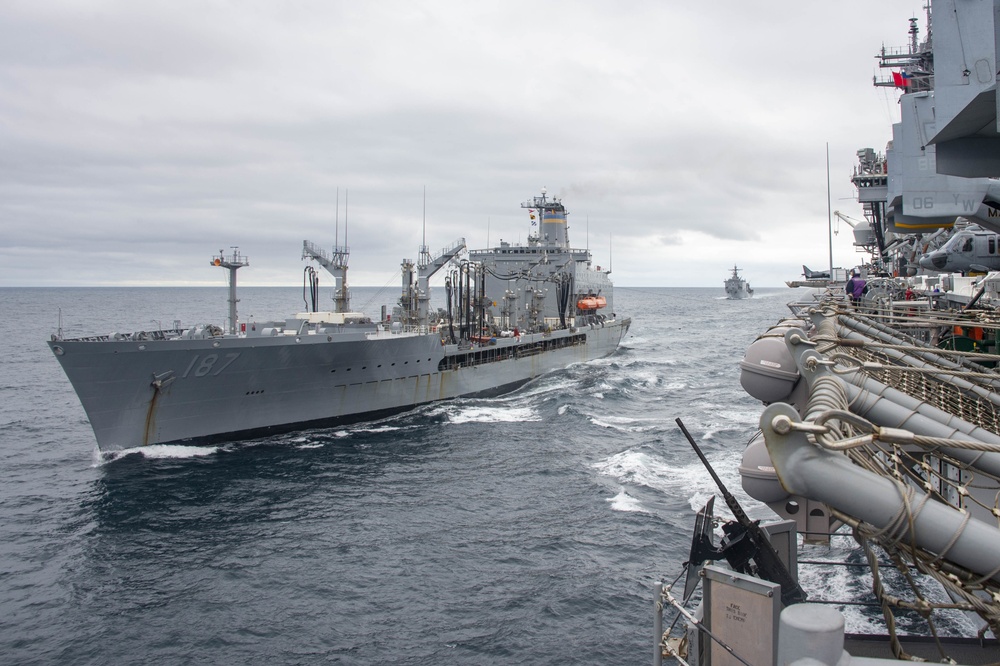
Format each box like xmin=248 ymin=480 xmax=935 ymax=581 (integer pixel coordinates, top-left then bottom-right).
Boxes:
xmin=0 ymin=286 xmax=899 ymax=665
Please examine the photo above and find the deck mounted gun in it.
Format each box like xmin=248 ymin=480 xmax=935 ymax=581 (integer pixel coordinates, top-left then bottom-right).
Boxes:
xmin=676 ymin=418 xmax=806 ymax=607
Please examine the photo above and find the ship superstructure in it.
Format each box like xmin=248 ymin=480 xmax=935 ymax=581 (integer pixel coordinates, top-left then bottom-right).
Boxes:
xmin=466 ymin=189 xmax=614 ymax=332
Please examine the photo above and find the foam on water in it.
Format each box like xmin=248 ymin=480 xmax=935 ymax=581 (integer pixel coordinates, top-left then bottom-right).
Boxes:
xmin=357 ymin=425 xmax=406 ymax=433
xmin=440 ymin=404 xmax=540 ymax=424
xmin=696 ymin=418 xmax=760 ymax=441
xmin=587 ymin=415 xmax=664 ymax=433
xmin=593 ymin=448 xmax=712 ymax=497
xmin=686 ymin=491 xmax=719 ymax=514
xmin=705 ymin=407 xmax=764 ymax=426
xmin=606 ymin=490 xmax=648 ymax=513
xmin=510 ymin=375 xmax=577 ymax=400
xmin=97 ymin=443 xmax=221 ymax=463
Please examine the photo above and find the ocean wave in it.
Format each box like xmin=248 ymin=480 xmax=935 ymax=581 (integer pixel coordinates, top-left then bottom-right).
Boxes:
xmin=429 ymin=403 xmax=541 ymax=424
xmin=358 ymin=425 xmax=406 ymax=433
xmin=588 ymin=415 xmax=666 ymax=434
xmin=593 ymin=448 xmax=706 ymax=494
xmin=606 ymin=489 xmax=648 ymax=513
xmin=96 ymin=443 xmax=221 ymax=464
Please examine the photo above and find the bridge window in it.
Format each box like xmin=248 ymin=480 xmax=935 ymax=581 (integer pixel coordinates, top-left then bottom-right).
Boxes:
xmin=990 ymin=238 xmax=996 ymax=254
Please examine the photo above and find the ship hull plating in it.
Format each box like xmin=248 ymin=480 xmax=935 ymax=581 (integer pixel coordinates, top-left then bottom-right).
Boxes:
xmin=50 ymin=320 xmax=630 ymax=451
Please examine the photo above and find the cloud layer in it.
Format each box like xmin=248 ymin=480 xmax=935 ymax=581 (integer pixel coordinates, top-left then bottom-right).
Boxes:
xmin=1 ymin=1 xmax=919 ymax=288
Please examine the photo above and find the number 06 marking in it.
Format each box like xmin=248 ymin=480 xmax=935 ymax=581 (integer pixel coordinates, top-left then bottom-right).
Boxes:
xmin=182 ymin=352 xmax=241 ymax=378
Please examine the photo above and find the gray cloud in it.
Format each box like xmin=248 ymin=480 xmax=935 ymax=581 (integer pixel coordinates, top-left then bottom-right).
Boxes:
xmin=1 ymin=0 xmax=918 ymax=289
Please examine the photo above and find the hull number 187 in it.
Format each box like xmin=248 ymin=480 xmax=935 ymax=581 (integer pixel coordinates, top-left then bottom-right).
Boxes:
xmin=182 ymin=353 xmax=241 ymax=378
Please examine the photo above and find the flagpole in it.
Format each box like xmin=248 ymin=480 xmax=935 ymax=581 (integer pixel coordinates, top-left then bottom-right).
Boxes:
xmin=826 ymin=142 xmax=833 ymax=278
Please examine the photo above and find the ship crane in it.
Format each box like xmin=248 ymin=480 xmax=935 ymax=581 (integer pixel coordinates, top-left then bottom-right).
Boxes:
xmin=401 ymin=238 xmax=467 ymax=328
xmin=302 ymin=240 xmax=350 ymax=313
xmin=833 ymin=210 xmax=863 ymax=232
xmin=834 ymin=210 xmax=880 ymax=253
xmin=303 ymin=189 xmax=351 ymax=313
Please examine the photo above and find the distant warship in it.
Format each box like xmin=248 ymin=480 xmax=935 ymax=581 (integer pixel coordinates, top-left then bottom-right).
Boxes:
xmin=49 ymin=189 xmax=630 ymax=452
xmin=723 ymin=265 xmax=753 ymax=299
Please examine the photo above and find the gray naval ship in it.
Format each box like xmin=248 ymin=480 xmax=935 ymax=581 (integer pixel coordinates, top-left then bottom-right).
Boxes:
xmin=723 ymin=264 xmax=753 ymax=299
xmin=49 ymin=189 xmax=631 ymax=453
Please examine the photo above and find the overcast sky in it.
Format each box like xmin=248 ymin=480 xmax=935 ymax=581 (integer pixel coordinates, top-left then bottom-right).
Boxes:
xmin=1 ymin=1 xmax=923 ymax=288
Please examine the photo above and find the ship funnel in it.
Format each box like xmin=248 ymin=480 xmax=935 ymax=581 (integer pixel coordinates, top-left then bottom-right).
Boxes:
xmin=541 ymin=207 xmax=568 ymax=248
xmin=522 ymin=190 xmax=569 ymax=248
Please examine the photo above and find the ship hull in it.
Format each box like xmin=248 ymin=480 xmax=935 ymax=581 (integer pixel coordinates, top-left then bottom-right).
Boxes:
xmin=49 ymin=319 xmax=630 ymax=451
xmin=724 ymin=281 xmax=753 ymax=299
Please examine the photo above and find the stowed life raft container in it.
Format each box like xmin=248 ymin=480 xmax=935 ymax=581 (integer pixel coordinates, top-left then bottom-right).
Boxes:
xmin=577 ymin=296 xmax=607 ymax=310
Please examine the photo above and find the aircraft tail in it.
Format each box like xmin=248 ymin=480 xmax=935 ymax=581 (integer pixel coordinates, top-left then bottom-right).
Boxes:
xmin=802 ymin=265 xmax=829 ymax=279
